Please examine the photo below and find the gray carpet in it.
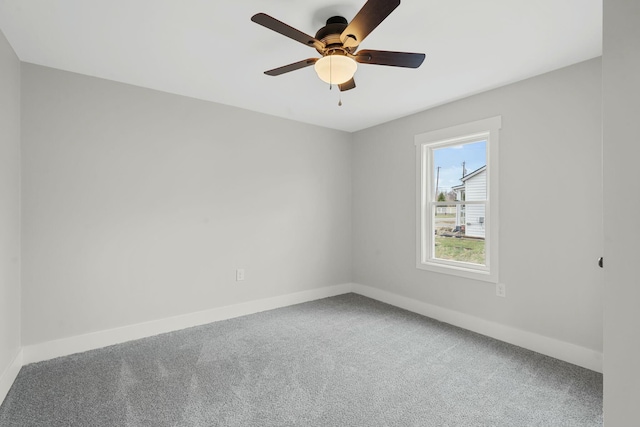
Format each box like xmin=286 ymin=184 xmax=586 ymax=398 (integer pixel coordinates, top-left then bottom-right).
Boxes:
xmin=0 ymin=293 xmax=602 ymax=426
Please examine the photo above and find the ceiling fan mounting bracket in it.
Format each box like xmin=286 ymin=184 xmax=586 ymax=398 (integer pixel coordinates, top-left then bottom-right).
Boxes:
xmin=325 ymin=16 xmax=348 ymax=25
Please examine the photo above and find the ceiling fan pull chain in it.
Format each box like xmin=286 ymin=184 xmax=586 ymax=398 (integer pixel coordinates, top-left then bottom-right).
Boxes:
xmin=330 ymin=54 xmax=333 ymax=88
xmin=328 ymin=55 xmax=333 ymax=90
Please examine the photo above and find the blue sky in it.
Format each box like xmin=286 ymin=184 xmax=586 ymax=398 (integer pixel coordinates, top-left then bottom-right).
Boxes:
xmin=433 ymin=140 xmax=486 ymax=194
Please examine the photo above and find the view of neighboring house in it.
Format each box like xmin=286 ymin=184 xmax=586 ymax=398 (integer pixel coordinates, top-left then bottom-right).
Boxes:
xmin=453 ymin=165 xmax=486 ymax=238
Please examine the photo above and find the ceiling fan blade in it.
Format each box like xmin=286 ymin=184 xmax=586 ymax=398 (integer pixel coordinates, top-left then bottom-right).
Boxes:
xmin=355 ymin=50 xmax=425 ymax=68
xmin=264 ymin=58 xmax=319 ymax=76
xmin=251 ymin=13 xmax=324 ymax=50
xmin=340 ymin=0 xmax=401 ymax=49
xmin=339 ymin=78 xmax=356 ymax=92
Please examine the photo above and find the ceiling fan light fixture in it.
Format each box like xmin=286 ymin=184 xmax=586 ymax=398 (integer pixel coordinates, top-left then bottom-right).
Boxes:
xmin=314 ymin=54 xmax=357 ymax=85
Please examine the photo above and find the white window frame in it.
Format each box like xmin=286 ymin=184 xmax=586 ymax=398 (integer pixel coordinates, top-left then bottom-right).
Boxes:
xmin=415 ymin=116 xmax=501 ymax=283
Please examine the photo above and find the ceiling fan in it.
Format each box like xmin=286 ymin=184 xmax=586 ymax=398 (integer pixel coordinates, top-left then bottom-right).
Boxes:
xmin=251 ymin=0 xmax=425 ymax=92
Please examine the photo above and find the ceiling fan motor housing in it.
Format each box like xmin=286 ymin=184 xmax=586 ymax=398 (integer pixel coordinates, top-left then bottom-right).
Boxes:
xmin=315 ymin=16 xmax=354 ymax=55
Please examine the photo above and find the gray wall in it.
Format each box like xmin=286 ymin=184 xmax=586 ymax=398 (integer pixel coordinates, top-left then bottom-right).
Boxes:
xmin=13 ymin=53 xmax=607 ymax=364
xmin=0 ymin=30 xmax=21 ymax=380
xmin=352 ymin=58 xmax=603 ymax=352
xmin=603 ymin=0 xmax=640 ymax=423
xmin=20 ymin=64 xmax=352 ymax=345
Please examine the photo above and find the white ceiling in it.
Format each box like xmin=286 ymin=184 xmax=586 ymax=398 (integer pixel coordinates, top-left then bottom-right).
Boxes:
xmin=0 ymin=0 xmax=602 ymax=132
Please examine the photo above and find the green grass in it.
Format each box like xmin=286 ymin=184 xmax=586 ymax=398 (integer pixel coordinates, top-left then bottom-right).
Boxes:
xmin=434 ymin=213 xmax=455 ymax=218
xmin=435 ymin=236 xmax=485 ymax=265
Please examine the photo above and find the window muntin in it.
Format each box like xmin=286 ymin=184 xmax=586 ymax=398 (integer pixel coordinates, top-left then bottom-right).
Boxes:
xmin=415 ymin=117 xmax=500 ymax=282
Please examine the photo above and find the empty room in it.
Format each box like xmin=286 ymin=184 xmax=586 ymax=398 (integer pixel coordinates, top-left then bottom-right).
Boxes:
xmin=0 ymin=0 xmax=638 ymax=425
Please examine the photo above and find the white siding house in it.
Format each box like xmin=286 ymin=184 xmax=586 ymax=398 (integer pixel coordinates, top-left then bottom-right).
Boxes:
xmin=453 ymin=166 xmax=486 ymax=238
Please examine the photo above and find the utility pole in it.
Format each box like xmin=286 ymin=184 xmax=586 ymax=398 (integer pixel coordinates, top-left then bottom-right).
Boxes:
xmin=435 ymin=166 xmax=441 ymax=198
xmin=462 ymin=161 xmax=467 ymax=178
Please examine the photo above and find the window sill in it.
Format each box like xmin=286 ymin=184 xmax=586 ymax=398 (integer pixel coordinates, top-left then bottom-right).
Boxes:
xmin=417 ymin=260 xmax=498 ymax=283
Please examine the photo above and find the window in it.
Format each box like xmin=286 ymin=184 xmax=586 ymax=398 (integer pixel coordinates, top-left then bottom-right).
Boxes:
xmin=415 ymin=116 xmax=501 ymax=282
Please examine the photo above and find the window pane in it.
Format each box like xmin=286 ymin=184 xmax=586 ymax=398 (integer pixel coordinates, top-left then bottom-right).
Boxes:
xmin=432 ymin=140 xmax=486 ymax=202
xmin=434 ymin=204 xmax=485 ymax=265
xmin=434 ymin=204 xmax=457 ymax=234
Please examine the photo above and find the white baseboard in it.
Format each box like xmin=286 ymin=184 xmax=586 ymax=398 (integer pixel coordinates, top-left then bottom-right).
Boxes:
xmin=352 ymin=283 xmax=603 ymax=373
xmin=0 ymin=349 xmax=23 ymax=405
xmin=22 ymin=283 xmax=354 ymax=365
xmin=20 ymin=282 xmax=603 ymax=373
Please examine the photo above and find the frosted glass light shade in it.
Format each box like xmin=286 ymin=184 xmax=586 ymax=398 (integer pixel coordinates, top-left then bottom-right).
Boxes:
xmin=314 ymin=55 xmax=357 ymax=85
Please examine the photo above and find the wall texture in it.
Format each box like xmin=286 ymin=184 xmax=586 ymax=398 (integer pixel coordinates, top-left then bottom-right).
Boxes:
xmin=14 ymin=55 xmax=605 ymax=370
xmin=603 ymin=0 xmax=640 ymax=423
xmin=352 ymin=58 xmax=603 ymax=353
xmin=21 ymin=64 xmax=352 ymax=345
xmin=0 ymin=29 xmax=21 ymax=389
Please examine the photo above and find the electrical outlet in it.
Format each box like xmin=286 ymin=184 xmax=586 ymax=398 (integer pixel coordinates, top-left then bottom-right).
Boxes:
xmin=496 ymin=283 xmax=506 ymax=298
xmin=236 ymin=269 xmax=245 ymax=281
